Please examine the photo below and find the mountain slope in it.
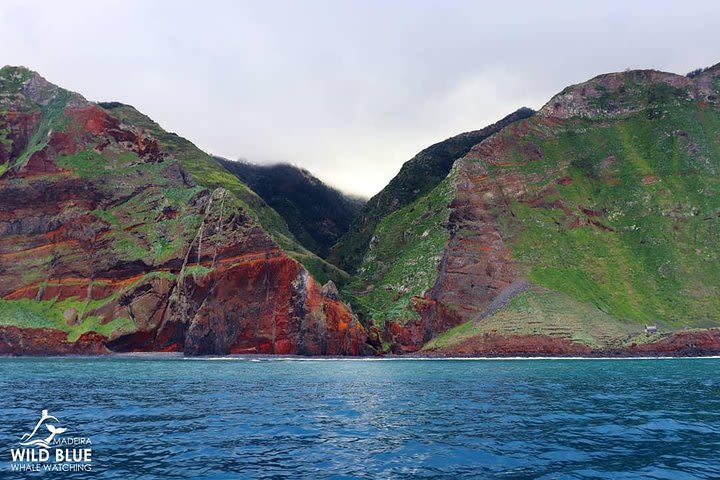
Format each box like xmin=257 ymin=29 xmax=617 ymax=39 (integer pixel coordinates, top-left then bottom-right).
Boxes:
xmin=3 ymin=63 xmax=720 ymax=357
xmin=97 ymin=102 xmax=348 ymax=285
xmin=0 ymin=66 xmax=367 ymax=355
xmin=349 ymin=64 xmax=720 ymax=354
xmin=217 ymin=159 xmax=364 ymax=257
xmin=329 ymin=107 xmax=534 ymax=273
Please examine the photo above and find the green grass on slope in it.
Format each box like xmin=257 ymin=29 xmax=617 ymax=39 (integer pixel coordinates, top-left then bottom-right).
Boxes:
xmin=55 ymin=147 xmax=207 ymax=266
xmin=97 ymin=102 xmax=346 ymax=284
xmin=0 ymin=297 xmax=135 ymax=342
xmin=0 ymin=271 xmax=181 ymax=342
xmin=494 ymin=102 xmax=720 ymax=327
xmin=423 ymin=288 xmax=653 ymax=351
xmin=329 ymin=107 xmax=534 ymax=274
xmin=344 ymin=172 xmax=455 ymax=326
xmin=10 ymin=88 xmax=71 ymax=172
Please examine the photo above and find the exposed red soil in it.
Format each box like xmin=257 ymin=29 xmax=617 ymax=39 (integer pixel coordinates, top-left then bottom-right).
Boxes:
xmin=622 ymin=330 xmax=720 ymax=356
xmin=557 ymin=175 xmax=573 ymax=186
xmin=424 ymin=334 xmax=591 ymax=357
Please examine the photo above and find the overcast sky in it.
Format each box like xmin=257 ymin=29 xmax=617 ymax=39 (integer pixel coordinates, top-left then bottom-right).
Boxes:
xmin=1 ymin=1 xmax=718 ymax=197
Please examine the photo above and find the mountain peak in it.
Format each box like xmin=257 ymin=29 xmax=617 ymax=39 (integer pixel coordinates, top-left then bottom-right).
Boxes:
xmin=0 ymin=64 xmax=36 ymax=80
xmin=330 ymin=106 xmax=535 ymax=273
xmin=539 ymin=64 xmax=720 ymax=120
xmin=539 ymin=69 xmax=689 ymax=119
xmin=0 ymin=65 xmax=85 ymax=110
xmin=0 ymin=66 xmax=366 ymax=356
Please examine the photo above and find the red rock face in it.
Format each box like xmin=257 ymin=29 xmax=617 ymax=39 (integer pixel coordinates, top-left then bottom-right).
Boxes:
xmin=383 ymin=69 xmax=720 ymax=356
xmin=385 ymin=143 xmax=530 ymax=352
xmin=0 ymin=111 xmax=41 ymax=170
xmin=0 ymin=104 xmax=163 ymax=181
xmin=0 ymin=326 xmax=108 ymax=355
xmin=423 ymin=334 xmax=592 ymax=357
xmin=146 ymin=251 xmax=367 ymax=356
xmin=623 ymin=330 xmax=720 ymax=356
xmin=381 ymin=115 xmax=574 ymax=352
xmin=422 ymin=330 xmax=720 ymax=357
xmin=385 ymin=317 xmax=427 ymax=354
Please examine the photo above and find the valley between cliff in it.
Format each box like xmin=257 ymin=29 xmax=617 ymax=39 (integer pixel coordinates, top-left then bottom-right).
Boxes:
xmin=2 ymin=64 xmax=720 ymax=357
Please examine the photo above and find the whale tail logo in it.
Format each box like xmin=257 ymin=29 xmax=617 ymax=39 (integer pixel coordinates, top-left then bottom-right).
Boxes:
xmin=19 ymin=410 xmax=65 ymax=448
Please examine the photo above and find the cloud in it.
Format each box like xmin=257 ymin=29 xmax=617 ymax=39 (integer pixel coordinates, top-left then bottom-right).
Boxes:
xmin=0 ymin=0 xmax=718 ymax=196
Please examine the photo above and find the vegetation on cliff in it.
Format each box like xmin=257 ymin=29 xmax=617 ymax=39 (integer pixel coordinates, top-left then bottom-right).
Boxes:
xmin=392 ymin=65 xmax=720 ymax=352
xmin=97 ymin=102 xmax=347 ymax=284
xmin=329 ymin=107 xmax=534 ymax=274
xmin=3 ymin=62 xmax=720 ymax=356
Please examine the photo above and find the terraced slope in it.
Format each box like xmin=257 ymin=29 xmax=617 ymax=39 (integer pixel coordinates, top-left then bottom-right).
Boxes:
xmin=423 ymin=287 xmax=641 ymax=354
xmin=351 ymin=64 xmax=720 ymax=354
xmin=0 ymin=66 xmax=366 ymax=355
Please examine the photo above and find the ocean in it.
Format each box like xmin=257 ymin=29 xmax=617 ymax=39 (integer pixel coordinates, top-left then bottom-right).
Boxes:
xmin=1 ymin=356 xmax=719 ymax=479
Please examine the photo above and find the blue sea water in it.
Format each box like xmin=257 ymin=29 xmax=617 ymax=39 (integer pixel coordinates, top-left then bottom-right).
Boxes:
xmin=1 ymin=357 xmax=719 ymax=479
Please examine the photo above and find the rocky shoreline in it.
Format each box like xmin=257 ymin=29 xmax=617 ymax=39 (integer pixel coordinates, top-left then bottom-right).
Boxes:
xmin=418 ymin=329 xmax=720 ymax=358
xmin=3 ymin=324 xmax=720 ymax=358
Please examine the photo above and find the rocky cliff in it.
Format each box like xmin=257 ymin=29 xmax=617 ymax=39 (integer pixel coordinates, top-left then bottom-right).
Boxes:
xmin=3 ymin=62 xmax=720 ymax=357
xmin=0 ymin=66 xmax=366 ymax=355
xmin=347 ymin=64 xmax=720 ymax=355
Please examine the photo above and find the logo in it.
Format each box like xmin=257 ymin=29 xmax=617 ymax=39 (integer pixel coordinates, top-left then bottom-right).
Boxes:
xmin=19 ymin=409 xmax=66 ymax=449
xmin=9 ymin=409 xmax=92 ymax=473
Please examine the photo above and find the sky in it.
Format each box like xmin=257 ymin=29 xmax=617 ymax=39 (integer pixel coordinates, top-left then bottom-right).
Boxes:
xmin=1 ymin=0 xmax=718 ymax=197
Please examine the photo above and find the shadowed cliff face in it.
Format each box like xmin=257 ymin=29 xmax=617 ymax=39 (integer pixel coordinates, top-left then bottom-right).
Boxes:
xmin=217 ymin=159 xmax=365 ymax=258
xmin=0 ymin=66 xmax=367 ymax=356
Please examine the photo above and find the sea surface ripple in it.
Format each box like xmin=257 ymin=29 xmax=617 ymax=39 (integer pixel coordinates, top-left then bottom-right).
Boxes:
xmin=1 ymin=357 xmax=719 ymax=479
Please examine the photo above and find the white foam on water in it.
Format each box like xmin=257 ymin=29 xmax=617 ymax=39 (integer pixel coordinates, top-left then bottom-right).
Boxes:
xmin=175 ymin=355 xmax=720 ymax=362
